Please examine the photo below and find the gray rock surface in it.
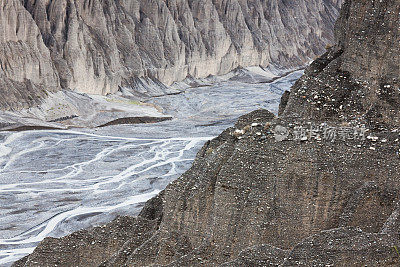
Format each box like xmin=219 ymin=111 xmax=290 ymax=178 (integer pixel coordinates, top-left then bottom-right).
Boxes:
xmin=0 ymin=0 xmax=60 ymax=110
xmin=0 ymin=0 xmax=343 ymax=110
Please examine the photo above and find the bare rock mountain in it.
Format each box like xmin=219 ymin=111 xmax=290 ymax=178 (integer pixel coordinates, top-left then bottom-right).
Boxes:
xmin=0 ymin=0 xmax=343 ymax=110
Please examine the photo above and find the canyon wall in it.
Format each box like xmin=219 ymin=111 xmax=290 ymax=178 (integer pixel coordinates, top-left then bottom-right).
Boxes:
xmin=0 ymin=0 xmax=60 ymax=110
xmin=0 ymin=0 xmax=343 ymax=110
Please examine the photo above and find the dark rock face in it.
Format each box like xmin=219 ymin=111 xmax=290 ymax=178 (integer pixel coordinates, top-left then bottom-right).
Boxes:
xmin=283 ymin=228 xmax=399 ymax=266
xmin=277 ymin=90 xmax=290 ymax=116
xmin=14 ymin=110 xmax=400 ymax=266
xmin=220 ymin=244 xmax=287 ymax=267
xmin=12 ymin=0 xmax=400 ymax=266
xmin=0 ymin=0 xmax=343 ymax=110
xmin=282 ymin=0 xmax=400 ymax=127
xmin=14 ymin=216 xmax=159 ymax=267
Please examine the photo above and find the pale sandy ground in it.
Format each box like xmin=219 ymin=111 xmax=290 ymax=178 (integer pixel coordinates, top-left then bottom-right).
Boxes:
xmin=0 ymin=92 xmax=166 ymax=130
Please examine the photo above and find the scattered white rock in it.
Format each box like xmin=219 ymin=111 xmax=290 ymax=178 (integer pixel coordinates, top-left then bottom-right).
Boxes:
xmin=367 ymin=136 xmax=379 ymax=141
xmin=235 ymin=129 xmax=245 ymax=135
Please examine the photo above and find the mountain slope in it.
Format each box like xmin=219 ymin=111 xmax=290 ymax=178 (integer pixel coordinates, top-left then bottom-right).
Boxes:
xmin=281 ymin=0 xmax=400 ymax=126
xmin=0 ymin=0 xmax=60 ymax=110
xmin=0 ymin=0 xmax=343 ymax=110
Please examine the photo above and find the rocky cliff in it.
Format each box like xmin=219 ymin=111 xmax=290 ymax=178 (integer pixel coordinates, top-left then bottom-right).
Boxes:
xmin=14 ymin=0 xmax=400 ymax=266
xmin=281 ymin=0 xmax=400 ymax=127
xmin=14 ymin=110 xmax=400 ymax=266
xmin=0 ymin=0 xmax=343 ymax=110
xmin=0 ymin=0 xmax=60 ymax=110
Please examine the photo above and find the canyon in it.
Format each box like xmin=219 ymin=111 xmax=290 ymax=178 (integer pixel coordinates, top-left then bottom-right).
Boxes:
xmin=11 ymin=0 xmax=400 ymax=266
xmin=3 ymin=0 xmax=400 ymax=266
xmin=0 ymin=0 xmax=342 ymax=111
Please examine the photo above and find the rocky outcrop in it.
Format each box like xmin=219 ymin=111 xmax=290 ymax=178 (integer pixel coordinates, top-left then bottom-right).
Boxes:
xmin=281 ymin=0 xmax=400 ymax=127
xmin=0 ymin=0 xmax=343 ymax=110
xmin=0 ymin=0 xmax=60 ymax=110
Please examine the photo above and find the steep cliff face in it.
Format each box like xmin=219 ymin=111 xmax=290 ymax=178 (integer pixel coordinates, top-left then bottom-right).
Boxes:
xmin=0 ymin=0 xmax=343 ymax=110
xmin=0 ymin=0 xmax=60 ymax=110
xmin=281 ymin=0 xmax=400 ymax=127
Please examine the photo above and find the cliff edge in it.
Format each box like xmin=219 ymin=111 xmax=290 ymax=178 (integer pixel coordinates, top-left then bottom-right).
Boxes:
xmin=281 ymin=0 xmax=400 ymax=127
